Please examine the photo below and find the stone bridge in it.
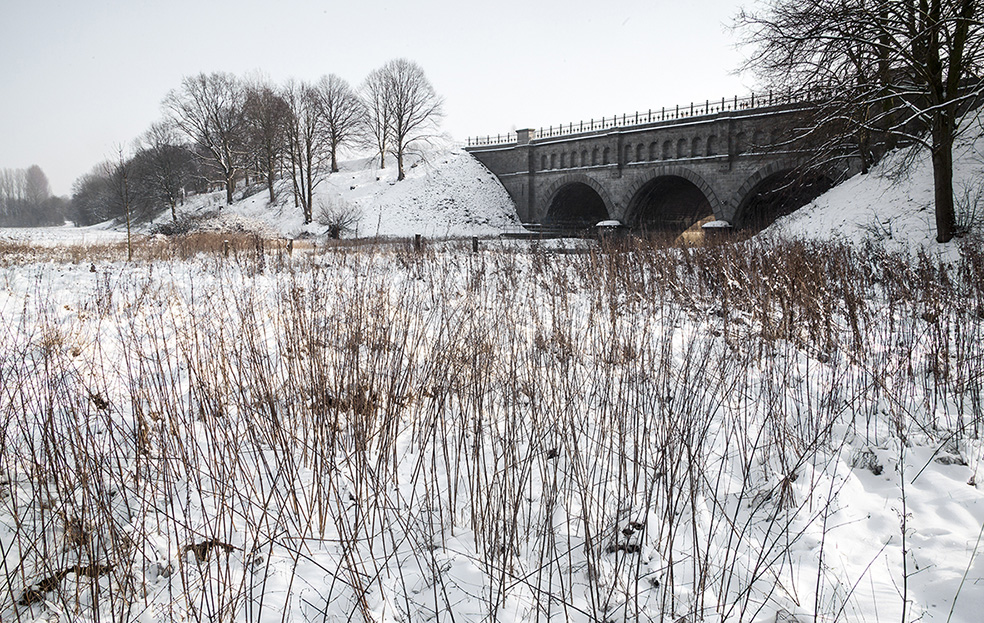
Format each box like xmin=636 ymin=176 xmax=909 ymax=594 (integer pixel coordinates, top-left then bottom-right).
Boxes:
xmin=465 ymin=94 xmax=857 ymax=232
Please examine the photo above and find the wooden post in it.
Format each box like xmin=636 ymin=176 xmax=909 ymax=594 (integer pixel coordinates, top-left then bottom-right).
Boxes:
xmin=414 ymin=233 xmax=422 ymax=252
xmin=223 ymin=239 xmax=230 ymax=258
xmin=472 ymin=237 xmax=479 ymax=253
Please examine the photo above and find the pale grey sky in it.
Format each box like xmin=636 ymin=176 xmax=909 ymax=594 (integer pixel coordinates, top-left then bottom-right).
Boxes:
xmin=0 ymin=0 xmax=755 ymax=196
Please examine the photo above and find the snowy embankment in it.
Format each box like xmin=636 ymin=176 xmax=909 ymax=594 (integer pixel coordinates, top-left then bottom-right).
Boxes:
xmin=766 ymin=114 xmax=984 ymax=253
xmin=156 ymin=146 xmax=520 ymax=239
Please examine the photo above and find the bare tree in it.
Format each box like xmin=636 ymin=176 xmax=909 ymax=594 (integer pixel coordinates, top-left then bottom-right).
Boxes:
xmin=737 ymin=0 xmax=984 ymax=242
xmin=283 ymin=80 xmax=330 ymax=224
xmin=244 ymin=81 xmax=290 ymax=203
xmin=378 ymin=59 xmax=444 ymax=181
xmin=113 ymin=147 xmax=134 ymax=260
xmin=134 ymin=121 xmax=197 ymax=220
xmin=163 ymin=72 xmax=247 ymax=205
xmin=24 ymin=165 xmax=50 ymax=208
xmin=315 ymin=74 xmax=364 ymax=173
xmin=361 ymin=67 xmax=391 ymax=170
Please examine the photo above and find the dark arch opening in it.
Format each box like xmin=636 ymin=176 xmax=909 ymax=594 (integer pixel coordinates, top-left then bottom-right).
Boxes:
xmin=737 ymin=170 xmax=834 ymax=231
xmin=626 ymin=176 xmax=713 ymax=233
xmin=545 ymin=182 xmax=610 ymax=229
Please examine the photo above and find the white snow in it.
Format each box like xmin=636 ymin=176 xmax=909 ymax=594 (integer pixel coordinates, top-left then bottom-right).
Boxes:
xmin=146 ymin=145 xmax=520 ymax=239
xmin=765 ymin=114 xmax=984 ymax=253
xmin=1 ymin=124 xmax=984 ymax=623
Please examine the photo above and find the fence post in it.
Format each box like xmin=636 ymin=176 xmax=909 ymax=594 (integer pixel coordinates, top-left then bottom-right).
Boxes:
xmin=223 ymin=239 xmax=230 ymax=258
xmin=472 ymin=237 xmax=479 ymax=253
xmin=414 ymin=233 xmax=422 ymax=252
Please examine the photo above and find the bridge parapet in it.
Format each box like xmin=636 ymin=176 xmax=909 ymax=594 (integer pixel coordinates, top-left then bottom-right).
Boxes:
xmin=466 ymin=89 xmax=822 ymax=148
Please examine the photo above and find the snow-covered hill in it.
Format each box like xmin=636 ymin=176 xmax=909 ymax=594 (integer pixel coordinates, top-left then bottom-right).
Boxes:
xmin=766 ymin=115 xmax=984 ymax=253
xmin=154 ymin=146 xmax=520 ymax=239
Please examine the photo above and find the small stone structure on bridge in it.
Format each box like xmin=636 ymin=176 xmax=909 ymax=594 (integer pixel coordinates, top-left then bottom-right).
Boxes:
xmin=465 ymin=93 xmax=857 ymax=232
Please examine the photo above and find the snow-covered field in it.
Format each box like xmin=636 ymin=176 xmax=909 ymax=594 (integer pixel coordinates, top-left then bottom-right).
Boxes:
xmin=1 ymin=136 xmax=984 ymax=622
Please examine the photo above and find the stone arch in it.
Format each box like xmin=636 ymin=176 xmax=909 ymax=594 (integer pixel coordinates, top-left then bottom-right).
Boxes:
xmin=662 ymin=140 xmax=673 ymax=159
xmin=649 ymin=142 xmax=659 ymax=160
xmin=592 ymin=148 xmax=599 ymax=165
xmin=581 ymin=150 xmax=588 ymax=166
xmin=541 ymin=154 xmax=547 ymax=171
xmin=571 ymin=151 xmax=578 ymax=167
xmin=540 ymin=173 xmax=615 ymax=226
xmin=691 ymin=136 xmax=702 ymax=158
xmin=560 ymin=152 xmax=567 ymax=168
xmin=734 ymin=162 xmax=835 ymax=231
xmin=676 ymin=138 xmax=688 ymax=158
xmin=623 ymin=166 xmax=723 ymax=230
xmin=603 ymin=147 xmax=611 ymax=165
xmin=550 ymin=153 xmax=557 ymax=169
xmin=706 ymin=135 xmax=717 ymax=156
xmin=635 ymin=144 xmax=644 ymax=162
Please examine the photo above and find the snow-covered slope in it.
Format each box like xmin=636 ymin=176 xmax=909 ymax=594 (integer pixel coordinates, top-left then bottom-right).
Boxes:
xmin=156 ymin=146 xmax=520 ymax=239
xmin=765 ymin=115 xmax=984 ymax=253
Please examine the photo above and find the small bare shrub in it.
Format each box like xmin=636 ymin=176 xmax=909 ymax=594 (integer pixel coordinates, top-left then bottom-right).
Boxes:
xmin=316 ymin=196 xmax=361 ymax=239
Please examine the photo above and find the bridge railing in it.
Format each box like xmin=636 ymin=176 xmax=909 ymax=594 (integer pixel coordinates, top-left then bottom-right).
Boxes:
xmin=465 ymin=88 xmax=820 ymax=147
xmin=466 ymin=132 xmax=518 ymax=147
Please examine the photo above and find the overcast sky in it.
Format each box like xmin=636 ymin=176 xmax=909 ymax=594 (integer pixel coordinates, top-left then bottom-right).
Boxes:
xmin=0 ymin=0 xmax=756 ymax=196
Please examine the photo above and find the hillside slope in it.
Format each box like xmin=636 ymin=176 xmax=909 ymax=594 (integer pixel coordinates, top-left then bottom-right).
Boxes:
xmin=765 ymin=116 xmax=984 ymax=252
xmin=160 ymin=146 xmax=520 ymax=239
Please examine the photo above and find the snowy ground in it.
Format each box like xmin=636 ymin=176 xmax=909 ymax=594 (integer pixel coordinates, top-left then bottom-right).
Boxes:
xmin=1 ymin=132 xmax=984 ymax=623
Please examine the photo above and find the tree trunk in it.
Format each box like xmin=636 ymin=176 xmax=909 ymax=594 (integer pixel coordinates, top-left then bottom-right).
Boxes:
xmin=397 ymin=148 xmax=405 ymax=181
xmin=931 ymin=112 xmax=957 ymax=242
xmin=304 ymin=150 xmax=313 ymax=224
xmin=225 ymin=172 xmax=235 ymax=205
xmin=331 ymin=145 xmax=339 ymax=173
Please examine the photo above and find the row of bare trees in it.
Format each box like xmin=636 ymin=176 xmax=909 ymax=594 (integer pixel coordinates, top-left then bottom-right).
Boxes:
xmin=0 ymin=165 xmax=67 ymax=226
xmin=70 ymin=59 xmax=442 ymax=227
xmin=161 ymin=59 xmax=442 ymax=223
xmin=737 ymin=0 xmax=984 ymax=243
